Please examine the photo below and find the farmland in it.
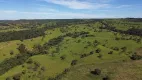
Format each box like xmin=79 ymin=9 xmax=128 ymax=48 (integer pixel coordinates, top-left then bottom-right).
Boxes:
xmin=0 ymin=19 xmax=142 ymax=80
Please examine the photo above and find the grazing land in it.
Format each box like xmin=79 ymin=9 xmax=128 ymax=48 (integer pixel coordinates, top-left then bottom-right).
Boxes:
xmin=0 ymin=19 xmax=142 ymax=80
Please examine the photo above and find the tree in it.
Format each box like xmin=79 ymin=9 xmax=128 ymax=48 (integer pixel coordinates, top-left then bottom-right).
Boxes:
xmin=89 ymin=51 xmax=94 ymax=55
xmin=60 ymin=55 xmax=66 ymax=60
xmin=6 ymin=77 xmax=11 ymax=80
xmin=71 ymin=60 xmax=77 ymax=66
xmin=103 ymin=76 xmax=110 ymax=80
xmin=17 ymin=44 xmax=27 ymax=53
xmin=96 ymin=48 xmax=101 ymax=53
xmin=108 ymin=51 xmax=113 ymax=54
xmin=130 ymin=53 xmax=142 ymax=60
xmin=93 ymin=40 xmax=99 ymax=47
xmin=10 ymin=50 xmax=14 ymax=55
xmin=121 ymin=47 xmax=127 ymax=52
xmin=13 ymin=73 xmax=21 ymax=80
xmin=91 ymin=69 xmax=101 ymax=75
xmin=33 ymin=44 xmax=43 ymax=53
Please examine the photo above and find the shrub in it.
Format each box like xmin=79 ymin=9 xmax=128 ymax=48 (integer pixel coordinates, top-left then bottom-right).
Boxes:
xmin=103 ymin=76 xmax=110 ymax=80
xmin=6 ymin=77 xmax=11 ymax=80
xmin=12 ymin=73 xmax=21 ymax=80
xmin=60 ymin=55 xmax=66 ymax=60
xmin=80 ymin=54 xmax=87 ymax=58
xmin=96 ymin=48 xmax=101 ymax=53
xmin=113 ymin=47 xmax=119 ymax=51
xmin=10 ymin=51 xmax=14 ymax=55
xmin=89 ymin=51 xmax=94 ymax=55
xmin=41 ymin=66 xmax=46 ymax=71
xmin=121 ymin=47 xmax=127 ymax=52
xmin=108 ymin=51 xmax=113 ymax=54
xmin=17 ymin=44 xmax=27 ymax=54
xmin=130 ymin=53 xmax=142 ymax=60
xmin=91 ymin=69 xmax=101 ymax=75
xmin=71 ymin=60 xmax=77 ymax=66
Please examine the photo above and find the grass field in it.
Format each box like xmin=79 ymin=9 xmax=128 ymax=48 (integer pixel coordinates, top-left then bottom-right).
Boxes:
xmin=0 ymin=19 xmax=142 ymax=80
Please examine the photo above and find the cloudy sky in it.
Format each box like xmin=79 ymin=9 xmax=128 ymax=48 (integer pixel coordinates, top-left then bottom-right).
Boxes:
xmin=0 ymin=0 xmax=142 ymax=19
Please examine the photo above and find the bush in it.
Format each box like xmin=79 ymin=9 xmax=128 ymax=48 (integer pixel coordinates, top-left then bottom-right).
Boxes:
xmin=108 ymin=51 xmax=113 ymax=54
xmin=41 ymin=66 xmax=46 ymax=71
xmin=96 ymin=48 xmax=101 ymax=53
xmin=13 ymin=73 xmax=21 ymax=80
xmin=113 ymin=47 xmax=119 ymax=51
xmin=103 ymin=76 xmax=110 ymax=80
xmin=91 ymin=69 xmax=101 ymax=75
xmin=89 ymin=51 xmax=94 ymax=55
xmin=17 ymin=44 xmax=27 ymax=54
xmin=62 ymin=68 xmax=69 ymax=74
xmin=71 ymin=60 xmax=77 ymax=66
xmin=80 ymin=54 xmax=87 ymax=58
xmin=6 ymin=77 xmax=11 ymax=80
xmin=60 ymin=55 xmax=66 ymax=60
xmin=10 ymin=51 xmax=14 ymax=55
xmin=130 ymin=53 xmax=142 ymax=60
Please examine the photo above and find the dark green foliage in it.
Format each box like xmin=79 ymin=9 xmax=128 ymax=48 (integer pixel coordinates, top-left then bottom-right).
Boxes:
xmin=12 ymin=73 xmax=22 ymax=80
xmin=6 ymin=77 xmax=11 ymax=80
xmin=0 ymin=51 xmax=37 ymax=75
xmin=71 ymin=60 xmax=78 ymax=66
xmin=17 ymin=44 xmax=27 ymax=54
xmin=43 ymin=36 xmax=64 ymax=49
xmin=60 ymin=55 xmax=66 ymax=60
xmin=103 ymin=76 xmax=110 ymax=80
xmin=91 ymin=69 xmax=101 ymax=75
xmin=121 ymin=47 xmax=127 ymax=52
xmin=80 ymin=54 xmax=87 ymax=58
xmin=89 ymin=51 xmax=94 ymax=55
xmin=62 ymin=68 xmax=69 ymax=74
xmin=130 ymin=53 xmax=142 ymax=60
xmin=33 ymin=44 xmax=44 ymax=53
xmin=0 ymin=29 xmax=45 ymax=42
xmin=108 ymin=51 xmax=113 ymax=54
xmin=10 ymin=50 xmax=14 ymax=55
xmin=96 ymin=48 xmax=101 ymax=53
xmin=93 ymin=40 xmax=100 ymax=47
xmin=112 ymin=47 xmax=119 ymax=51
xmin=41 ymin=66 xmax=46 ymax=71
xmin=65 ymin=31 xmax=89 ymax=38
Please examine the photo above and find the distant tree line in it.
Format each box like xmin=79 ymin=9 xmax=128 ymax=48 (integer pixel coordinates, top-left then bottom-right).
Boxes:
xmin=100 ymin=21 xmax=142 ymax=37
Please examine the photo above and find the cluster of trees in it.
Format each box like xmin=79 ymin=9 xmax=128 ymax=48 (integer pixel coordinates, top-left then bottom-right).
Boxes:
xmin=65 ymin=31 xmax=89 ymax=38
xmin=0 ymin=19 xmax=93 ymax=42
xmin=0 ymin=52 xmax=32 ymax=75
xmin=100 ymin=21 xmax=142 ymax=37
xmin=80 ymin=51 xmax=94 ymax=58
xmin=0 ymin=29 xmax=45 ymax=42
xmin=43 ymin=36 xmax=64 ymax=49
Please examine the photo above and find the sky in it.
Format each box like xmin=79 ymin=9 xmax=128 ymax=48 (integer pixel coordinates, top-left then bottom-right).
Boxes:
xmin=0 ymin=0 xmax=142 ymax=20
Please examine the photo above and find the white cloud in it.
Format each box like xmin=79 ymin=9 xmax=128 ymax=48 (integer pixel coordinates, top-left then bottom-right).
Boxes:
xmin=0 ymin=10 xmax=17 ymax=14
xmin=37 ymin=7 xmax=58 ymax=12
xmin=116 ymin=5 xmax=131 ymax=8
xmin=43 ymin=0 xmax=110 ymax=9
xmin=0 ymin=10 xmax=117 ymax=20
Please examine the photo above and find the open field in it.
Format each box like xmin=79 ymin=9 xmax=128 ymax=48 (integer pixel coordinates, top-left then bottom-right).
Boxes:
xmin=0 ymin=19 xmax=142 ymax=80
